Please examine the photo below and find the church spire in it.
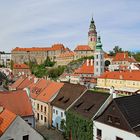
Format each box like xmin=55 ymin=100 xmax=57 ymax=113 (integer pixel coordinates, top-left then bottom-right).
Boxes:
xmin=96 ymin=36 xmax=103 ymax=50
xmin=88 ymin=16 xmax=97 ymax=50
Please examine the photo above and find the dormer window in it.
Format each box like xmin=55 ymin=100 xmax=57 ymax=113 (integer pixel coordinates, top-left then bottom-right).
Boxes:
xmin=107 ymin=115 xmax=113 ymax=123
xmin=115 ymin=117 xmax=120 ymax=125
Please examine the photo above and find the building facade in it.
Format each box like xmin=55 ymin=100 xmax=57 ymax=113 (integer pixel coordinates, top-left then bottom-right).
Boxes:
xmin=94 ymin=36 xmax=104 ymax=77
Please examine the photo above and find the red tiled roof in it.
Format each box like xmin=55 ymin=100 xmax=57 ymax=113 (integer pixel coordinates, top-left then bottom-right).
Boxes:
xmin=99 ymin=70 xmax=140 ymax=81
xmin=13 ymin=64 xmax=29 ymax=69
xmin=17 ymin=76 xmax=35 ymax=90
xmin=12 ymin=47 xmax=49 ymax=52
xmin=29 ymin=79 xmax=52 ymax=99
xmin=9 ymin=75 xmax=26 ymax=89
xmin=74 ymin=45 xmax=92 ymax=51
xmin=58 ymin=51 xmax=75 ymax=58
xmin=75 ymin=60 xmax=94 ymax=74
xmin=0 ymin=90 xmax=33 ymax=117
xmin=51 ymin=44 xmax=65 ymax=50
xmin=113 ymin=52 xmax=136 ymax=62
xmin=12 ymin=44 xmax=65 ymax=52
xmin=0 ymin=108 xmax=16 ymax=136
xmin=37 ymin=82 xmax=64 ymax=102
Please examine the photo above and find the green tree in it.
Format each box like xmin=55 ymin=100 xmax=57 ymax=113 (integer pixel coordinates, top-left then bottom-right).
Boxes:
xmin=109 ymin=46 xmax=123 ymax=56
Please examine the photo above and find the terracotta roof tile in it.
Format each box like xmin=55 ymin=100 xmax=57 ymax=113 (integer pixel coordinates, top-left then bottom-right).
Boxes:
xmin=0 ymin=90 xmax=33 ymax=117
xmin=13 ymin=63 xmax=29 ymax=69
xmin=37 ymin=82 xmax=64 ymax=102
xmin=75 ymin=60 xmax=94 ymax=74
xmin=74 ymin=45 xmax=92 ymax=51
xmin=12 ymin=44 xmax=65 ymax=52
xmin=113 ymin=52 xmax=136 ymax=62
xmin=29 ymin=79 xmax=52 ymax=99
xmin=0 ymin=108 xmax=16 ymax=136
xmin=99 ymin=70 xmax=140 ymax=81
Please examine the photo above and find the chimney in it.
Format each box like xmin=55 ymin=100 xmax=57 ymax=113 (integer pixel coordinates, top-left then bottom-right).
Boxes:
xmin=86 ymin=59 xmax=89 ymax=66
xmin=91 ymin=59 xmax=93 ymax=66
xmin=34 ymin=77 xmax=38 ymax=84
xmin=0 ymin=106 xmax=4 ymax=113
xmin=110 ymin=86 xmax=117 ymax=98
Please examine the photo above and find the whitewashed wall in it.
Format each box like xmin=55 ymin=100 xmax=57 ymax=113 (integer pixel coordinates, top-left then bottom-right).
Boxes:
xmin=93 ymin=121 xmax=140 ymax=140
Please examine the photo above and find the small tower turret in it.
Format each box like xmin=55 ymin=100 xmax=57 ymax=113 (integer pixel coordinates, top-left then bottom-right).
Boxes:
xmin=88 ymin=17 xmax=97 ymax=51
xmin=94 ymin=36 xmax=104 ymax=76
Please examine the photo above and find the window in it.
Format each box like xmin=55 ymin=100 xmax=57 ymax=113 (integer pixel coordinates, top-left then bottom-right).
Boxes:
xmin=115 ymin=117 xmax=120 ymax=125
xmin=37 ymin=113 xmax=39 ymax=120
xmin=96 ymin=61 xmax=98 ymax=65
xmin=56 ymin=110 xmax=58 ymax=115
xmin=96 ymin=55 xmax=98 ymax=59
xmin=44 ymin=107 xmax=47 ymax=113
xmin=44 ymin=117 xmax=47 ymax=123
xmin=41 ymin=105 xmax=43 ymax=111
xmin=61 ymin=112 xmax=63 ymax=117
xmin=107 ymin=115 xmax=113 ymax=123
xmin=97 ymin=129 xmax=102 ymax=140
xmin=53 ymin=109 xmax=55 ymax=114
xmin=23 ymin=135 xmax=29 ymax=140
xmin=116 ymin=136 xmax=123 ymax=140
xmin=41 ymin=115 xmax=43 ymax=120
xmin=37 ymin=104 xmax=39 ymax=110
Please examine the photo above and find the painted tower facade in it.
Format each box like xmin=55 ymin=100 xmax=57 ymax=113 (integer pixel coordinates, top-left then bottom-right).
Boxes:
xmin=88 ymin=17 xmax=97 ymax=50
xmin=94 ymin=36 xmax=104 ymax=76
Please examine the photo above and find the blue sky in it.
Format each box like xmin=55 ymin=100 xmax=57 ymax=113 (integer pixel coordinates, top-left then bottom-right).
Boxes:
xmin=0 ymin=0 xmax=140 ymax=52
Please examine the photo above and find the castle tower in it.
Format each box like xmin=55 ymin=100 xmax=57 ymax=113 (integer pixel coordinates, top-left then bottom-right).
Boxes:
xmin=94 ymin=36 xmax=104 ymax=76
xmin=88 ymin=17 xmax=97 ymax=50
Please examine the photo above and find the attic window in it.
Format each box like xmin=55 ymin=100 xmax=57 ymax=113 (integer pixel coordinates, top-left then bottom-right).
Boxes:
xmin=75 ymin=101 xmax=84 ymax=109
xmin=63 ymin=98 xmax=70 ymax=103
xmin=115 ymin=117 xmax=120 ymax=125
xmin=58 ymin=96 xmax=64 ymax=101
xmin=85 ymin=104 xmax=94 ymax=112
xmin=107 ymin=115 xmax=113 ymax=123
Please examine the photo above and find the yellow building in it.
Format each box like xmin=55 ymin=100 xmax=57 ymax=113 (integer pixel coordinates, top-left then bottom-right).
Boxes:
xmin=97 ymin=70 xmax=140 ymax=90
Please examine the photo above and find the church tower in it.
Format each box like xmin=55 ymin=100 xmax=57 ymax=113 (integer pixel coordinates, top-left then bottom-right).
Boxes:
xmin=88 ymin=17 xmax=97 ymax=51
xmin=94 ymin=36 xmax=104 ymax=76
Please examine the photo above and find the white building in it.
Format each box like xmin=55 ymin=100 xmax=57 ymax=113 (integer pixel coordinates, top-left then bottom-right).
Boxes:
xmin=0 ymin=53 xmax=11 ymax=68
xmin=0 ymin=108 xmax=44 ymax=140
xmin=51 ymin=83 xmax=87 ymax=131
xmin=93 ymin=95 xmax=140 ymax=140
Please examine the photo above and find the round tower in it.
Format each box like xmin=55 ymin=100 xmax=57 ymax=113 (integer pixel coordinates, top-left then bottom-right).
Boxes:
xmin=94 ymin=36 xmax=104 ymax=76
xmin=88 ymin=17 xmax=97 ymax=51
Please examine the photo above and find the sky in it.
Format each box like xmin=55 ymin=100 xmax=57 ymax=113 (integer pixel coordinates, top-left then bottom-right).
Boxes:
xmin=0 ymin=0 xmax=140 ymax=53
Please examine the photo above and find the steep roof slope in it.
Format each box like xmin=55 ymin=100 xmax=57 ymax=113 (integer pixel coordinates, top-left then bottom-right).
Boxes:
xmin=70 ymin=90 xmax=110 ymax=119
xmin=0 ymin=90 xmax=33 ymax=117
xmin=51 ymin=83 xmax=87 ymax=110
xmin=0 ymin=108 xmax=16 ymax=136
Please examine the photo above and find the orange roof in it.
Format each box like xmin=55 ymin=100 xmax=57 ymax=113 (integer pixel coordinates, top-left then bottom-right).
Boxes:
xmin=29 ymin=79 xmax=52 ymax=99
xmin=0 ymin=108 xmax=16 ymax=136
xmin=75 ymin=60 xmax=94 ymax=74
xmin=37 ymin=82 xmax=64 ymax=102
xmin=51 ymin=44 xmax=65 ymax=50
xmin=12 ymin=44 xmax=65 ymax=52
xmin=113 ymin=52 xmax=136 ymax=62
xmin=74 ymin=45 xmax=92 ymax=51
xmin=17 ymin=76 xmax=35 ymax=90
xmin=0 ymin=90 xmax=33 ymax=117
xmin=13 ymin=63 xmax=29 ymax=69
xmin=99 ymin=70 xmax=140 ymax=81
xmin=58 ymin=51 xmax=75 ymax=58
xmin=9 ymin=75 xmax=26 ymax=89
xmin=12 ymin=47 xmax=51 ymax=52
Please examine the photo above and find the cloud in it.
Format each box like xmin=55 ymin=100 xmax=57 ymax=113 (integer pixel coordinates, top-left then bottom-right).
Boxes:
xmin=0 ymin=0 xmax=140 ymax=52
